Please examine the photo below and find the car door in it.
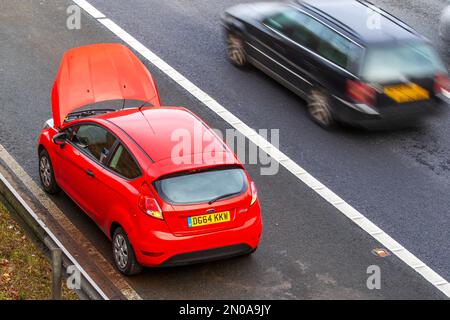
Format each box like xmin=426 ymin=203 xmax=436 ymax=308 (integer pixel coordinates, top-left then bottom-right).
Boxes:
xmin=248 ymin=8 xmax=316 ymax=97
xmin=93 ymin=142 xmax=144 ymax=231
xmin=281 ymin=10 xmax=327 ymax=91
xmin=244 ymin=10 xmax=292 ymax=81
xmin=59 ymin=123 xmax=117 ymax=222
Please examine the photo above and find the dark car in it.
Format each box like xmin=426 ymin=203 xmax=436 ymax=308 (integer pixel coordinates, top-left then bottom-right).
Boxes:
xmin=222 ymin=0 xmax=450 ymax=129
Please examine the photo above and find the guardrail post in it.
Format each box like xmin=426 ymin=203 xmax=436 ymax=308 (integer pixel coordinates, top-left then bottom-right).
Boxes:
xmin=52 ymin=248 xmax=62 ymax=300
xmin=51 ymin=247 xmax=63 ymax=300
xmin=44 ymin=237 xmax=63 ymax=300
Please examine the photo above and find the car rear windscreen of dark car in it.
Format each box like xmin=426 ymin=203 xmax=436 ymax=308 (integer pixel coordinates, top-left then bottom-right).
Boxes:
xmin=361 ymin=42 xmax=446 ymax=83
xmin=153 ymin=167 xmax=247 ymax=205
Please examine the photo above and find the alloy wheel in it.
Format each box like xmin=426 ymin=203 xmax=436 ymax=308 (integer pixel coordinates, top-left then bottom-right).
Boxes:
xmin=113 ymin=234 xmax=129 ymax=270
xmin=308 ymin=91 xmax=334 ymax=127
xmin=39 ymin=156 xmax=52 ymax=188
xmin=226 ymin=33 xmax=246 ymax=66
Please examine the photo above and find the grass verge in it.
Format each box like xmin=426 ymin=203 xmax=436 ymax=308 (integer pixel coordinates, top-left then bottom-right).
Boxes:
xmin=0 ymin=202 xmax=78 ymax=300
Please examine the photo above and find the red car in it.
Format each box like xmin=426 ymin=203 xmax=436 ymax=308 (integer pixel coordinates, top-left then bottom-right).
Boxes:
xmin=38 ymin=44 xmax=262 ymax=275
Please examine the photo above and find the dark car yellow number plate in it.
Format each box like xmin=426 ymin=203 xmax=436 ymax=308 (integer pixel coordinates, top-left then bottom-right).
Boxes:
xmin=188 ymin=211 xmax=231 ymax=228
xmin=384 ymin=83 xmax=430 ymax=103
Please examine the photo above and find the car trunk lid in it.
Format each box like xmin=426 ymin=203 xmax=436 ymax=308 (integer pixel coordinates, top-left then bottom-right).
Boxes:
xmin=153 ymin=166 xmax=251 ymax=236
xmin=358 ymin=41 xmax=447 ymax=109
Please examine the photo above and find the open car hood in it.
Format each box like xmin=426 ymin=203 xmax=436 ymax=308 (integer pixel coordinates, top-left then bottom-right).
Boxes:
xmin=51 ymin=43 xmax=161 ymax=128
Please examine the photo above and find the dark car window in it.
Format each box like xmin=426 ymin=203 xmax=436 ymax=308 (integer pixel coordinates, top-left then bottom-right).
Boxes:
xmin=317 ymin=27 xmax=363 ymax=72
xmin=108 ymin=144 xmax=141 ymax=179
xmin=154 ymin=167 xmax=247 ymax=205
xmin=264 ymin=9 xmax=324 ymax=51
xmin=264 ymin=8 xmax=362 ymax=72
xmin=72 ymin=124 xmax=117 ymax=163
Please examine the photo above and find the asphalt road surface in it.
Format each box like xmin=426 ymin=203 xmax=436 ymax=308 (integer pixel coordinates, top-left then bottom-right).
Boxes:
xmin=0 ymin=0 xmax=448 ymax=299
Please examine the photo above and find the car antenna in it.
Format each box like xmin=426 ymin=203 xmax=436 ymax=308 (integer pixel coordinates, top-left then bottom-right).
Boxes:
xmin=121 ymin=99 xmax=126 ymax=110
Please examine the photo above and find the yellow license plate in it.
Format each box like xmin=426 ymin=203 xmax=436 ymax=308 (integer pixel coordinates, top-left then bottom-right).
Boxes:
xmin=384 ymin=83 xmax=429 ymax=103
xmin=188 ymin=211 xmax=231 ymax=228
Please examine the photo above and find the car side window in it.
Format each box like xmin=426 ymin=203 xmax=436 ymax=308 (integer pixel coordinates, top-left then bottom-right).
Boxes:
xmin=72 ymin=124 xmax=117 ymax=164
xmin=317 ymin=27 xmax=362 ymax=71
xmin=264 ymin=10 xmax=299 ymax=36
xmin=108 ymin=144 xmax=141 ymax=179
xmin=264 ymin=9 xmax=325 ymax=51
xmin=264 ymin=8 xmax=362 ymax=72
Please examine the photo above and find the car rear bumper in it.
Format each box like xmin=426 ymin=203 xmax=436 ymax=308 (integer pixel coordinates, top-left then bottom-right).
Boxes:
xmin=160 ymin=243 xmax=255 ymax=267
xmin=133 ymin=212 xmax=262 ymax=267
xmin=332 ymin=96 xmax=448 ymax=129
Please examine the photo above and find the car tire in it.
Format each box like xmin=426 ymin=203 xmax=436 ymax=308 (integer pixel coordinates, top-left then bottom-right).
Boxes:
xmin=226 ymin=31 xmax=248 ymax=67
xmin=307 ymin=90 xmax=336 ymax=129
xmin=112 ymin=227 xmax=143 ymax=276
xmin=39 ymin=149 xmax=61 ymax=194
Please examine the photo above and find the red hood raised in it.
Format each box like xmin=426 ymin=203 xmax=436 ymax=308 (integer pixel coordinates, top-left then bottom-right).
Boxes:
xmin=51 ymin=43 xmax=161 ymax=128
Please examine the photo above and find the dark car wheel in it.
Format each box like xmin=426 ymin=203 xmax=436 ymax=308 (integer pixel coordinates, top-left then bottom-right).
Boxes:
xmin=226 ymin=32 xmax=248 ymax=67
xmin=307 ymin=90 xmax=335 ymax=128
xmin=39 ymin=149 xmax=61 ymax=194
xmin=112 ymin=227 xmax=143 ymax=276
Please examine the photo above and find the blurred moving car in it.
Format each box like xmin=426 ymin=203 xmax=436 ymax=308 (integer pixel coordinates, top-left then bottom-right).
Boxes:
xmin=222 ymin=0 xmax=450 ymax=129
xmin=38 ymin=43 xmax=262 ymax=275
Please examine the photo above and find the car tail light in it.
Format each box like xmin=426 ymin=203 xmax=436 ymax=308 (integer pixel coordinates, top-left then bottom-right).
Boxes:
xmin=434 ymin=74 xmax=450 ymax=96
xmin=347 ymin=80 xmax=376 ymax=106
xmin=250 ymin=181 xmax=258 ymax=206
xmin=139 ymin=195 xmax=163 ymax=220
xmin=138 ymin=184 xmax=164 ymax=220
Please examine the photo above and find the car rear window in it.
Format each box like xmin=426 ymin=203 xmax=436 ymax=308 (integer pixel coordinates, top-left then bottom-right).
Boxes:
xmin=153 ymin=167 xmax=247 ymax=205
xmin=361 ymin=42 xmax=446 ymax=83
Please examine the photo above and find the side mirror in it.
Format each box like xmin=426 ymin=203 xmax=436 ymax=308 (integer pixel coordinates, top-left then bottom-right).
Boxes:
xmin=52 ymin=132 xmax=68 ymax=147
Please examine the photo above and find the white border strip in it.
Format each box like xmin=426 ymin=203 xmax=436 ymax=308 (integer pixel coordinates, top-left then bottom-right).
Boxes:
xmin=0 ymin=171 xmax=109 ymax=300
xmin=76 ymin=0 xmax=450 ymax=297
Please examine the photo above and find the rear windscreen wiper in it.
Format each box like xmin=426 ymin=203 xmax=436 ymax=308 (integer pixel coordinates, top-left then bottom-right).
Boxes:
xmin=208 ymin=192 xmax=242 ymax=205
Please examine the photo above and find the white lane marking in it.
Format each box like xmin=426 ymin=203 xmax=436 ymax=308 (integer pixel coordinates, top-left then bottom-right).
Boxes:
xmin=77 ymin=1 xmax=450 ymax=297
xmin=0 ymin=145 xmax=142 ymax=300
xmin=73 ymin=0 xmax=105 ymax=18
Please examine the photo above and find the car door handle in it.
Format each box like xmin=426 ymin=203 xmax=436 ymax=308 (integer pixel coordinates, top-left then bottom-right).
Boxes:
xmin=85 ymin=169 xmax=95 ymax=178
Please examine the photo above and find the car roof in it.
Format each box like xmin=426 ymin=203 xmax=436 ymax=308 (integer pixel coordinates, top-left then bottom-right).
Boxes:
xmin=295 ymin=0 xmax=422 ymax=45
xmin=101 ymin=107 xmax=231 ymax=164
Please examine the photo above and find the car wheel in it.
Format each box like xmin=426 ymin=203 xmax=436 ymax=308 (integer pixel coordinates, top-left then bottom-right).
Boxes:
xmin=112 ymin=227 xmax=142 ymax=276
xmin=307 ymin=90 xmax=335 ymax=128
xmin=39 ymin=149 xmax=61 ymax=194
xmin=226 ymin=32 xmax=248 ymax=67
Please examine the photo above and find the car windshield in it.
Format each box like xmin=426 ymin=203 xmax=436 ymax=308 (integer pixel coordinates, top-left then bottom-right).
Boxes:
xmin=153 ymin=167 xmax=247 ymax=205
xmin=361 ymin=42 xmax=446 ymax=83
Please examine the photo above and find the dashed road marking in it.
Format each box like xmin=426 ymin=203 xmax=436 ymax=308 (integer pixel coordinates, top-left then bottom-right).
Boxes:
xmin=73 ymin=0 xmax=450 ymax=297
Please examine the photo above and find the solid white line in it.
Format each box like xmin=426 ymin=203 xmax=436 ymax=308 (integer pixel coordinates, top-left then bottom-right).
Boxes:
xmin=0 ymin=166 xmax=109 ymax=300
xmin=72 ymin=0 xmax=105 ymax=19
xmin=75 ymin=1 xmax=450 ymax=297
